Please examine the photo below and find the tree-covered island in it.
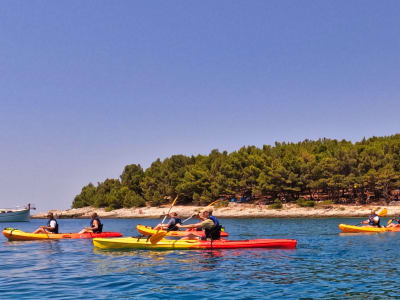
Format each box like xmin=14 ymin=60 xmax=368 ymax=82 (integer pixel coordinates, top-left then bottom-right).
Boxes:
xmin=72 ymin=135 xmax=400 ymax=210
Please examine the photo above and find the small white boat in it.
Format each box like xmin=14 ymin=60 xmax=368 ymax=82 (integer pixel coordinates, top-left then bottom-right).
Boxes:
xmin=0 ymin=204 xmax=31 ymax=222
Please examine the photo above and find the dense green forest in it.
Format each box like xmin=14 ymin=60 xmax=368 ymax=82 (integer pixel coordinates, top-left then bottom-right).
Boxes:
xmin=72 ymin=135 xmax=400 ymax=209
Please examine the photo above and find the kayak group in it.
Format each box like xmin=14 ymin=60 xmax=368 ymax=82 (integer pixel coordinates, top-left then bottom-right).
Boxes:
xmin=3 ymin=206 xmax=399 ymax=249
xmin=1 ymin=206 xmax=297 ymax=250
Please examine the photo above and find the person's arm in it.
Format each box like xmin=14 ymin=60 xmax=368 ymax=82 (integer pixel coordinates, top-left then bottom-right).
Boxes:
xmin=180 ymin=222 xmax=203 ymax=229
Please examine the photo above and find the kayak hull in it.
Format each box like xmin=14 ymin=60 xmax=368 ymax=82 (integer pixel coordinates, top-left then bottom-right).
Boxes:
xmin=338 ymin=224 xmax=387 ymax=233
xmin=339 ymin=224 xmax=400 ymax=233
xmin=2 ymin=229 xmax=123 ymax=241
xmin=136 ymin=224 xmax=229 ymax=238
xmin=93 ymin=237 xmax=297 ymax=250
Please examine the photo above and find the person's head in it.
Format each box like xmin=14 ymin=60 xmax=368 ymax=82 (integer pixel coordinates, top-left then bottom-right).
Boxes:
xmin=169 ymin=212 xmax=178 ymax=218
xmin=202 ymin=207 xmax=213 ymax=217
xmin=370 ymin=210 xmax=376 ymax=215
xmin=91 ymin=212 xmax=98 ymax=219
xmin=47 ymin=212 xmax=54 ymax=219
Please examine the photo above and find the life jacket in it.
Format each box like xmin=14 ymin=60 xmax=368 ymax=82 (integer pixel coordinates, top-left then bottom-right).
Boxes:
xmin=368 ymin=214 xmax=381 ymax=227
xmin=47 ymin=218 xmax=59 ymax=234
xmin=90 ymin=217 xmax=103 ymax=233
xmin=167 ymin=218 xmax=182 ymax=231
xmin=204 ymin=216 xmax=222 ymax=240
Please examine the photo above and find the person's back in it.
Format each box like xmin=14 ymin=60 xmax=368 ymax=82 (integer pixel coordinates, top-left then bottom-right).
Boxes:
xmin=90 ymin=215 xmax=103 ymax=233
xmin=167 ymin=213 xmax=182 ymax=231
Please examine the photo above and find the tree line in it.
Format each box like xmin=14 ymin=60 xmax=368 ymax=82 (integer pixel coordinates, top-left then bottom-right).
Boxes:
xmin=72 ymin=134 xmax=400 ymax=209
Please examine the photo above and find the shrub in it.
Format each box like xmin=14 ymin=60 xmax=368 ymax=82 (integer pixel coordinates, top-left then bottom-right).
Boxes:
xmin=214 ymin=200 xmax=229 ymax=208
xmin=297 ymin=198 xmax=315 ymax=207
xmin=269 ymin=199 xmax=283 ymax=209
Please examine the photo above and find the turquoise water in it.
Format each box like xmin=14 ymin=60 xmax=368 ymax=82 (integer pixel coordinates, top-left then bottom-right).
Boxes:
xmin=1 ymin=218 xmax=400 ymax=299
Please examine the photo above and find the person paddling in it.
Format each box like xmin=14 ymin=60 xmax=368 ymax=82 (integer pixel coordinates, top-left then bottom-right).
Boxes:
xmin=154 ymin=212 xmax=182 ymax=231
xmin=180 ymin=207 xmax=222 ymax=240
xmin=33 ymin=212 xmax=59 ymax=234
xmin=387 ymin=216 xmax=400 ymax=228
xmin=79 ymin=212 xmax=103 ymax=234
xmin=360 ymin=210 xmax=381 ymax=227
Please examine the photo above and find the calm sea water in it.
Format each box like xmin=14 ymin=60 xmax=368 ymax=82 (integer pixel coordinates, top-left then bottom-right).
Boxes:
xmin=1 ymin=217 xmax=399 ymax=299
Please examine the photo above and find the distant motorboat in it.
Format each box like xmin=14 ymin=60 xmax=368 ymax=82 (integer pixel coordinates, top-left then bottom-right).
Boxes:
xmin=0 ymin=204 xmax=31 ymax=222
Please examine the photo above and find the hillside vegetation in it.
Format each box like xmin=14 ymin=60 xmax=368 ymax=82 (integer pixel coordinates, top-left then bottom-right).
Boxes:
xmin=72 ymin=135 xmax=400 ymax=210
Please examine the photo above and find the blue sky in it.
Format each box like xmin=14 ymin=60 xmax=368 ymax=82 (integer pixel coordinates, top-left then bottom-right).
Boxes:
xmin=1 ymin=1 xmax=399 ymax=211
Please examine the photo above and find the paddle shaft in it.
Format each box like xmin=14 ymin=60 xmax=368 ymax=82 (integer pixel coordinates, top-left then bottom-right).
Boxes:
xmin=161 ymin=195 xmax=178 ymax=224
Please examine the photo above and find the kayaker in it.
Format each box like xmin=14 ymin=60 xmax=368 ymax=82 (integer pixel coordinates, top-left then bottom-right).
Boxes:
xmin=180 ymin=207 xmax=222 ymax=240
xmin=360 ymin=210 xmax=381 ymax=227
xmin=33 ymin=212 xmax=59 ymax=234
xmin=79 ymin=212 xmax=103 ymax=234
xmin=154 ymin=212 xmax=182 ymax=231
xmin=387 ymin=217 xmax=400 ymax=228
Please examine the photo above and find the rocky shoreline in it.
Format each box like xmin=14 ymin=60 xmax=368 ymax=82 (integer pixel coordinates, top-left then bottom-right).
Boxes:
xmin=31 ymin=203 xmax=400 ymax=219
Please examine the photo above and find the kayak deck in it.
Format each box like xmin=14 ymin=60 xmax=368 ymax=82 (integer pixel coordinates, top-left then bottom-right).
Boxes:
xmin=136 ymin=224 xmax=229 ymax=238
xmin=93 ymin=237 xmax=297 ymax=250
xmin=2 ymin=228 xmax=123 ymax=241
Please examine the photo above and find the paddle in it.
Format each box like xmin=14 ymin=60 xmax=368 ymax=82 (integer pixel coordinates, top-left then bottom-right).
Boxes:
xmin=377 ymin=208 xmax=387 ymax=217
xmin=149 ymin=195 xmax=178 ymax=244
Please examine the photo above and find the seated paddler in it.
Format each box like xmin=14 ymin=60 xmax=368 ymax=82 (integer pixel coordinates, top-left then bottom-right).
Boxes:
xmin=79 ymin=212 xmax=103 ymax=234
xmin=179 ymin=207 xmax=222 ymax=240
xmin=33 ymin=212 xmax=59 ymax=234
xmin=154 ymin=212 xmax=182 ymax=231
xmin=387 ymin=216 xmax=400 ymax=228
xmin=360 ymin=210 xmax=381 ymax=227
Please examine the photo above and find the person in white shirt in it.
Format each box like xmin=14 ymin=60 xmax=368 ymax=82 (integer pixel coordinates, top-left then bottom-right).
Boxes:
xmin=33 ymin=212 xmax=59 ymax=234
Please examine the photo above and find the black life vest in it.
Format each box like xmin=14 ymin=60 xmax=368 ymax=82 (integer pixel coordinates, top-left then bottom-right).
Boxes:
xmin=204 ymin=216 xmax=222 ymax=240
xmin=47 ymin=218 xmax=59 ymax=234
xmin=90 ymin=217 xmax=103 ymax=233
xmin=167 ymin=218 xmax=182 ymax=231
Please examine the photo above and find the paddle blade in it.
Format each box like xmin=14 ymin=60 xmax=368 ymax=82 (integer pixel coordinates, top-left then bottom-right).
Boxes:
xmin=378 ymin=208 xmax=387 ymax=217
xmin=149 ymin=231 xmax=168 ymax=244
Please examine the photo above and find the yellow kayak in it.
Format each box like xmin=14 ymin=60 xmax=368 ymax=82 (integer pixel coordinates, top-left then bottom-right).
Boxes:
xmin=93 ymin=237 xmax=297 ymax=250
xmin=338 ymin=224 xmax=387 ymax=233
xmin=2 ymin=228 xmax=122 ymax=241
xmin=136 ymin=224 xmax=229 ymax=238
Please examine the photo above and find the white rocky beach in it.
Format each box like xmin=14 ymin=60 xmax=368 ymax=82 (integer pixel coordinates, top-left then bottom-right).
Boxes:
xmin=32 ymin=202 xmax=400 ymax=219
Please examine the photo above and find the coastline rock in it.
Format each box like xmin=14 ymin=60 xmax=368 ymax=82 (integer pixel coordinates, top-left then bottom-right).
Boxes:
xmin=31 ymin=203 xmax=400 ymax=219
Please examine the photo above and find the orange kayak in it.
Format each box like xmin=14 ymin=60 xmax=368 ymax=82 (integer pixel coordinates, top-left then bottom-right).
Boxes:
xmin=2 ymin=228 xmax=123 ymax=241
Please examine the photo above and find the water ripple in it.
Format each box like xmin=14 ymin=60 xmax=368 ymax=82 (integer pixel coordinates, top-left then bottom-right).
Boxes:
xmin=1 ymin=218 xmax=400 ymax=299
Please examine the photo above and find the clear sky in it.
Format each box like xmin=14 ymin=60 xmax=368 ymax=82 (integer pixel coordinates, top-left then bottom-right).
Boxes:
xmin=1 ymin=1 xmax=399 ymax=211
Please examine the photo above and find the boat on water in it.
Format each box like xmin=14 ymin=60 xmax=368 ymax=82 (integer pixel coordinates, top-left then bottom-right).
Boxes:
xmin=93 ymin=237 xmax=298 ymax=250
xmin=0 ymin=204 xmax=31 ymax=222
xmin=2 ymin=228 xmax=123 ymax=241
xmin=136 ymin=224 xmax=229 ymax=238
xmin=339 ymin=224 xmax=400 ymax=233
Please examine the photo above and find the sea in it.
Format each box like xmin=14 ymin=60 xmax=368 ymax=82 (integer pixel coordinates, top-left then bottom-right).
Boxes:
xmin=1 ymin=218 xmax=399 ymax=299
